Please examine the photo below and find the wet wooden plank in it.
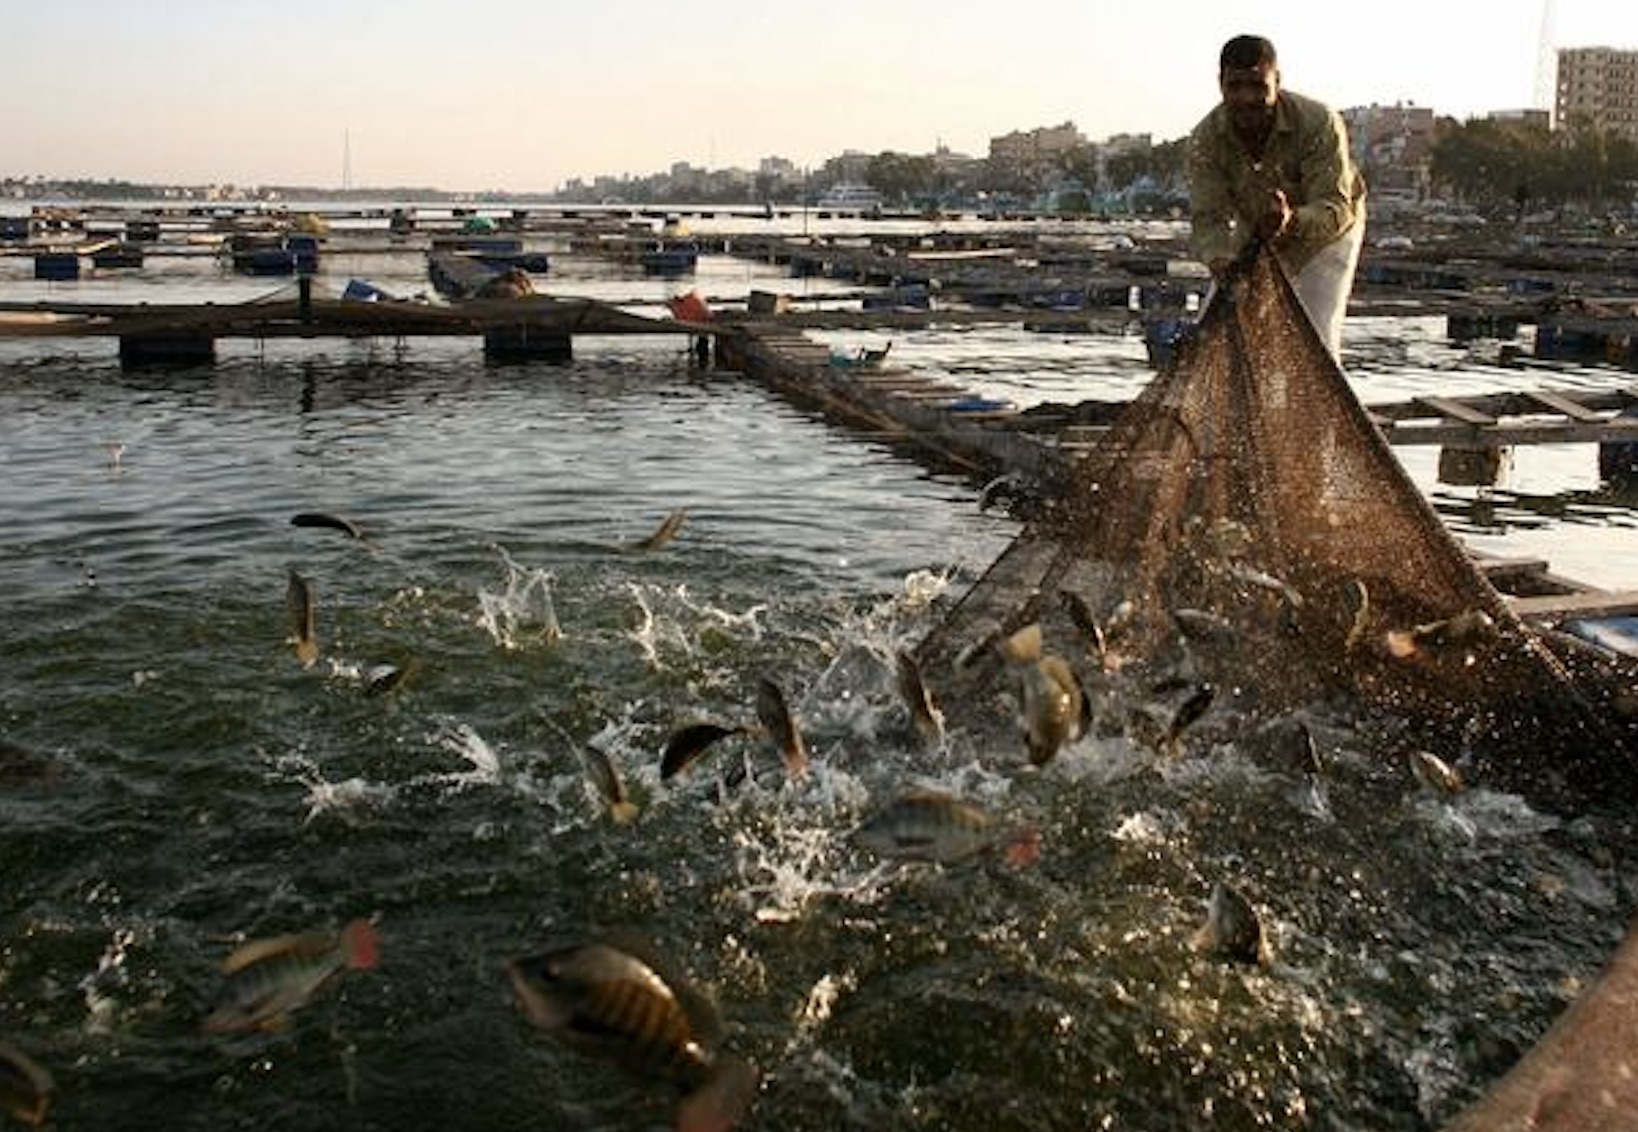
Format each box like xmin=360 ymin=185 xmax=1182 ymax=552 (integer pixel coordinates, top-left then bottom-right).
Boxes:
xmin=1510 ymin=589 xmax=1638 ymax=620
xmin=1522 ymin=388 xmax=1604 ymax=422
xmin=1415 ymin=395 xmax=1498 ymax=426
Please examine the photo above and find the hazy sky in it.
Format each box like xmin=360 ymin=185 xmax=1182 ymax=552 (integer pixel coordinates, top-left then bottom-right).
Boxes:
xmin=4 ymin=0 xmax=1633 ymax=191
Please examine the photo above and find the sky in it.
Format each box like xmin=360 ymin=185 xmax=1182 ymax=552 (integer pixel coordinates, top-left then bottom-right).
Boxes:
xmin=4 ymin=0 xmax=1635 ymax=192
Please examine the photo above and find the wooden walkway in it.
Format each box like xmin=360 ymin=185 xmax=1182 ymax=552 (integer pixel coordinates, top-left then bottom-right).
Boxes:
xmin=716 ymin=324 xmax=1638 ymax=629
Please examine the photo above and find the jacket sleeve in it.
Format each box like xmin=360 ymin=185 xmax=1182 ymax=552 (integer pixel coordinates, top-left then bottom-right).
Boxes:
xmin=1187 ymin=125 xmax=1245 ymax=265
xmin=1290 ymin=110 xmax=1362 ymax=244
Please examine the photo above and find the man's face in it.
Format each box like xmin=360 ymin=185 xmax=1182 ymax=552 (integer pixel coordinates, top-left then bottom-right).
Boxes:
xmin=1220 ymin=64 xmax=1279 ymax=135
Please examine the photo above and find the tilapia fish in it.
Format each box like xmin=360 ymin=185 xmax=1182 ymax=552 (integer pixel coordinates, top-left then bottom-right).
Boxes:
xmin=581 ymin=745 xmax=639 ymax=824
xmin=0 ymin=1040 xmax=53 ymax=1129
xmin=1018 ymin=655 xmax=1085 ymax=766
xmin=507 ymin=940 xmax=758 ymax=1132
xmin=1408 ymin=749 xmax=1465 ymax=796
xmin=1192 ymin=881 xmax=1270 ymax=965
xmin=202 ymin=918 xmax=379 ymax=1034
xmin=631 ymin=508 xmax=688 ymax=551
xmin=659 ymin=721 xmax=744 ymax=781
xmin=290 ymin=511 xmax=365 ymax=540
xmin=755 ymin=678 xmax=809 ymax=777
xmin=853 ymin=791 xmax=1038 ymax=867
xmin=895 ymin=650 xmax=944 ymax=746
xmin=286 ymin=569 xmax=319 ymax=668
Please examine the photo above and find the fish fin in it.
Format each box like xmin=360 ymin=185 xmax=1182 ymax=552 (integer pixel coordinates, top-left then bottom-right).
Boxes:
xmin=675 ymin=1055 xmax=759 ymax=1132
xmin=1384 ymin=629 xmax=1418 ymax=659
xmin=220 ymin=933 xmax=321 ymax=974
xmin=609 ymin=801 xmax=640 ymax=825
xmin=340 ymin=919 xmax=380 ymax=971
xmin=999 ymin=622 xmax=1043 ymax=663
xmin=1001 ymin=825 xmax=1042 ymax=868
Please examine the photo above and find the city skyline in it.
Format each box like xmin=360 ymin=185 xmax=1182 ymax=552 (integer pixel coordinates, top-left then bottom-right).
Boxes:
xmin=4 ymin=0 xmax=1635 ymax=192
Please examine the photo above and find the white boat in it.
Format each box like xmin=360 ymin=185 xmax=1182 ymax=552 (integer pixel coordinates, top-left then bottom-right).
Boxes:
xmin=816 ymin=182 xmax=884 ymax=211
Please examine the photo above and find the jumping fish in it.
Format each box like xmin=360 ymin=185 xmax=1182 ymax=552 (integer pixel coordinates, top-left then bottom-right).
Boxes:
xmin=290 ymin=511 xmax=365 ymax=540
xmin=581 ymin=746 xmax=639 ymax=824
xmin=1385 ymin=609 xmax=1499 ymax=662
xmin=1165 ymin=683 xmax=1215 ymax=746
xmin=1342 ymin=579 xmax=1371 ymax=651
xmin=1191 ymin=881 xmax=1270 ymax=965
xmin=202 ymin=918 xmax=379 ymax=1034
xmin=1058 ymin=590 xmax=1109 ymax=669
xmin=1229 ymin=563 xmax=1305 ymax=610
xmin=1408 ymin=749 xmax=1465 ymax=797
xmin=1018 ymin=655 xmax=1085 ymax=766
xmin=754 ymin=678 xmax=809 ymax=778
xmin=659 ymin=722 xmax=745 ymax=781
xmin=286 ymin=569 xmax=319 ymax=668
xmin=1172 ymin=607 xmax=1237 ymax=643
xmin=507 ymin=940 xmax=759 ymax=1132
xmin=852 ymin=791 xmax=1040 ymax=867
xmin=364 ymin=658 xmax=420 ymax=696
xmin=894 ymin=650 xmax=944 ymax=747
xmin=631 ymin=508 xmax=688 ymax=552
xmin=0 ymin=1040 xmax=52 ymax=1129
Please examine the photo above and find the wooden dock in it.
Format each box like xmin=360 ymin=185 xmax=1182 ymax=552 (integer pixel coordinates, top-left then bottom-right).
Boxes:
xmin=713 ymin=322 xmax=1638 ymax=632
xmin=0 ymin=291 xmax=699 ymax=364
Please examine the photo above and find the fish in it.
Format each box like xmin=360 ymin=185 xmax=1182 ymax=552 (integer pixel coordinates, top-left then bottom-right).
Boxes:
xmin=1229 ymin=563 xmax=1305 ymax=610
xmin=1057 ymin=589 xmax=1109 ymax=668
xmin=202 ymin=918 xmax=379 ymax=1034
xmin=852 ymin=791 xmax=1040 ymax=867
xmin=660 ymin=722 xmax=745 ymax=781
xmin=285 ymin=569 xmax=319 ymax=668
xmin=364 ymin=658 xmax=419 ymax=696
xmin=1342 ymin=579 xmax=1371 ymax=651
xmin=1164 ymin=683 xmax=1215 ymax=749
xmin=1385 ymin=608 xmax=1500 ymax=662
xmin=507 ymin=940 xmax=759 ymax=1132
xmin=290 ymin=511 xmax=365 ymax=540
xmin=581 ymin=746 xmax=639 ymax=824
xmin=1274 ymin=719 xmax=1323 ymax=779
xmin=1172 ymin=607 xmax=1237 ymax=642
xmin=754 ymin=678 xmax=809 ymax=778
xmin=632 ymin=508 xmax=688 ymax=551
xmin=1018 ymin=655 xmax=1085 ymax=766
xmin=1408 ymin=749 xmax=1465 ymax=796
xmin=1191 ymin=881 xmax=1270 ymax=965
xmin=0 ymin=1040 xmax=53 ymax=1129
xmin=998 ymin=622 xmax=1043 ymax=664
xmin=894 ymin=650 xmax=944 ymax=746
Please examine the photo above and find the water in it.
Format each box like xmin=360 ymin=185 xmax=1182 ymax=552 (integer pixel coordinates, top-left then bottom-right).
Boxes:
xmin=3 ymin=213 xmax=1637 ymax=1131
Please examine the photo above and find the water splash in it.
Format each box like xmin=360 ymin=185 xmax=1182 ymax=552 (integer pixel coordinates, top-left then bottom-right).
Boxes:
xmin=476 ymin=545 xmax=561 ymax=650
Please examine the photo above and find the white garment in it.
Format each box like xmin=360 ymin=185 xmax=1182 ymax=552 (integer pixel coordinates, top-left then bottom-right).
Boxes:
xmin=1290 ymin=219 xmax=1365 ymax=362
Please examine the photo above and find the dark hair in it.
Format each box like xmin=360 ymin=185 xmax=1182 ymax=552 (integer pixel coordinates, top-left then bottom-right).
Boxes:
xmin=1220 ymin=34 xmax=1277 ymax=71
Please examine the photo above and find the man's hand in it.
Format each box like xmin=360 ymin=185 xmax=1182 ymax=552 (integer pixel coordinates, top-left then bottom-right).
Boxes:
xmin=1255 ymin=189 xmax=1293 ymax=240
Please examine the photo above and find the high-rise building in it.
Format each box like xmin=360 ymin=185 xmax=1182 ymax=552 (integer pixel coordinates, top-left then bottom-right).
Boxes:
xmin=1555 ymin=46 xmax=1638 ymax=140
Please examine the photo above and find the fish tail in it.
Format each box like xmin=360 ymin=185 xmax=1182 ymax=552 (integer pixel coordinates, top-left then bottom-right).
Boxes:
xmin=1384 ymin=629 xmax=1418 ymax=659
xmin=675 ymin=1055 xmax=759 ymax=1132
xmin=340 ymin=919 xmax=380 ymax=970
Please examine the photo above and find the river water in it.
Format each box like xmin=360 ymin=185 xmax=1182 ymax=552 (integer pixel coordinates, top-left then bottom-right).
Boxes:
xmin=2 ymin=208 xmax=1636 ymax=1131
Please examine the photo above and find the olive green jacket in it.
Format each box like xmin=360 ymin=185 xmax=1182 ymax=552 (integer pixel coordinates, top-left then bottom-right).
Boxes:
xmin=1187 ymin=89 xmax=1367 ymax=273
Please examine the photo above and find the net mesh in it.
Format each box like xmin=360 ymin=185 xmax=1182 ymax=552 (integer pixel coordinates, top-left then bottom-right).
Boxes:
xmin=917 ymin=248 xmax=1634 ymax=798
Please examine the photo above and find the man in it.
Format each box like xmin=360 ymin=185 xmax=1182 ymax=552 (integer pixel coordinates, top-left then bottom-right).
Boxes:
xmin=1187 ymin=34 xmax=1367 ymax=360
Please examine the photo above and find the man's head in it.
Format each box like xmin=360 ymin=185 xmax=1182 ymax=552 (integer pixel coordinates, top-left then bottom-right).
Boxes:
xmin=1218 ymin=34 xmax=1279 ymax=138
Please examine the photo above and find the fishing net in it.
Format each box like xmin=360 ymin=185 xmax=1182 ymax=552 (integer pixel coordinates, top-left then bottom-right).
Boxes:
xmin=917 ymin=247 xmax=1635 ymax=799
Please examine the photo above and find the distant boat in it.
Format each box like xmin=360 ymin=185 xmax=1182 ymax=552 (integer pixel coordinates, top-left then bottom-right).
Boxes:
xmin=816 ymin=183 xmax=885 ymax=211
xmin=641 ymin=238 xmax=699 ymax=275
